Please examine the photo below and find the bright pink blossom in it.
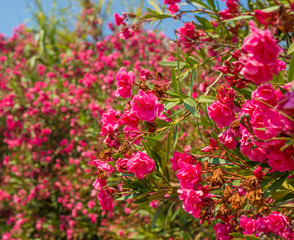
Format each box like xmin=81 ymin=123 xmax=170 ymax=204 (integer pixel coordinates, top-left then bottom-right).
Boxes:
xmin=170 ymin=151 xmax=196 ymax=171
xmin=114 ymin=13 xmax=125 ymax=26
xmin=97 ymin=189 xmax=114 ymax=212
xmin=201 ymin=138 xmax=219 ymax=153
xmin=127 ymin=151 xmax=155 ymax=179
xmin=115 ymin=67 xmax=135 ymax=98
xmin=176 ymin=163 xmax=202 ymax=189
xmin=130 ymin=90 xmax=164 ymax=122
xmin=213 ymin=222 xmax=232 ymax=240
xmin=168 ymin=4 xmax=180 ymax=13
xmin=208 ymin=101 xmax=235 ymax=127
xmin=116 ymin=158 xmax=129 ymax=173
xmin=239 ymin=215 xmax=256 ymax=235
xmin=218 ymin=129 xmax=237 ymax=150
xmin=216 ymin=84 xmax=235 ymax=105
xmin=267 ymin=212 xmax=289 ymax=235
xmin=253 ymin=166 xmax=264 ymax=179
xmin=240 ymin=21 xmax=282 ymax=84
xmin=178 ymin=186 xmax=213 ymax=219
xmin=267 ymin=151 xmax=294 ymax=172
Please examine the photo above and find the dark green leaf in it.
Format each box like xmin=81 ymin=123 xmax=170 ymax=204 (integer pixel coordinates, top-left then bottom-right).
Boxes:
xmin=184 ymin=98 xmax=200 ymax=118
xmin=288 ymin=54 xmax=294 ymax=83
xmin=171 ymin=67 xmax=180 ymax=94
xmin=264 ymin=174 xmax=288 ymax=198
xmin=224 ymin=15 xmax=253 ymax=22
xmin=229 ymin=233 xmax=244 ymax=238
xmin=195 ymin=15 xmax=213 ymax=30
xmin=198 ymin=95 xmax=216 ymax=103
xmin=287 ymin=42 xmax=294 ymax=55
xmin=151 ymin=201 xmax=165 ymax=230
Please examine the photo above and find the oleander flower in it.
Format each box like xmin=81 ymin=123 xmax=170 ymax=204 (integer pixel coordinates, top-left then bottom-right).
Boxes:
xmin=130 ymin=90 xmax=164 ymax=122
xmin=127 ymin=151 xmax=155 ymax=179
xmin=115 ymin=67 xmax=135 ymax=98
xmin=176 ymin=163 xmax=202 ymax=189
xmin=208 ymin=101 xmax=235 ymax=127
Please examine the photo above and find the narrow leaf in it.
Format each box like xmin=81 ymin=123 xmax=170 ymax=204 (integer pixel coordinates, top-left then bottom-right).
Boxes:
xmin=151 ymin=201 xmax=165 ymax=229
xmin=184 ymin=98 xmax=200 ymax=118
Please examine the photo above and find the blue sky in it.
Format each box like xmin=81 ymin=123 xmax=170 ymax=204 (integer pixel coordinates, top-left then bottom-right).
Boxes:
xmin=0 ymin=0 xmax=228 ymax=38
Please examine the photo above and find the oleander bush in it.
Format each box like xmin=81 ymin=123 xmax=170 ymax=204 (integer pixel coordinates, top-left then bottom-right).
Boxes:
xmin=1 ymin=0 xmax=294 ymax=239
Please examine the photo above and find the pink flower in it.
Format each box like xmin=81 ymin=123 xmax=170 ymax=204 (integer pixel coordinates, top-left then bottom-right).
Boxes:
xmin=178 ymin=186 xmax=213 ymax=218
xmin=130 ymin=90 xmax=164 ymax=122
xmin=115 ymin=68 xmax=135 ymax=98
xmin=253 ymin=166 xmax=264 ymax=179
xmin=101 ymin=109 xmax=121 ymax=136
xmin=252 ymin=84 xmax=277 ymax=110
xmin=201 ymin=138 xmax=219 ymax=153
xmin=164 ymin=0 xmax=181 ymax=4
xmin=254 ymin=10 xmax=274 ymax=26
xmin=255 ymin=217 xmax=270 ymax=233
xmin=123 ymin=126 xmax=142 ymax=144
xmin=120 ymin=110 xmax=139 ymax=128
xmin=267 ymin=212 xmax=289 ymax=235
xmin=168 ymin=4 xmax=180 ymax=13
xmin=119 ymin=26 xmax=134 ymax=40
xmin=242 ymin=22 xmax=282 ymax=65
xmin=208 ymin=101 xmax=235 ymax=127
xmin=116 ymin=158 xmax=129 ymax=173
xmin=127 ymin=151 xmax=155 ymax=179
xmin=218 ymin=129 xmax=237 ymax=150
xmin=239 ymin=215 xmax=256 ymax=235
xmin=216 ymin=84 xmax=235 ymax=106
xmin=170 ymin=151 xmax=196 ymax=171
xmin=240 ymin=137 xmax=267 ymax=162
xmin=89 ymin=159 xmax=114 ymax=175
xmin=114 ymin=13 xmax=125 ymax=26
xmin=176 ymin=163 xmax=202 ymax=189
xmin=240 ymin=57 xmax=277 ymax=84
xmin=213 ymin=222 xmax=232 ymax=240
xmin=267 ymin=151 xmax=294 ymax=172
xmin=240 ymin=21 xmax=282 ymax=84
xmin=177 ymin=22 xmax=196 ymax=47
xmin=278 ymin=60 xmax=287 ymax=71
xmin=97 ymin=189 xmax=114 ymax=212
xmin=92 ymin=178 xmax=107 ymax=190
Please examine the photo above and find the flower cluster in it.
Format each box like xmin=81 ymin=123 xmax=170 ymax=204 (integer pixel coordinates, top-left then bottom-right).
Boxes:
xmin=240 ymin=22 xmax=284 ymax=85
xmin=239 ymin=84 xmax=294 ymax=171
xmin=239 ymin=212 xmax=292 ymax=239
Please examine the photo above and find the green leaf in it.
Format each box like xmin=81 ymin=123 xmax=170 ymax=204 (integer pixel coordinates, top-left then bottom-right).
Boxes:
xmin=148 ymin=0 xmax=162 ymax=13
xmin=171 ymin=67 xmax=180 ymax=94
xmin=151 ymin=201 xmax=165 ymax=230
xmin=245 ymin=235 xmax=261 ymax=240
xmin=198 ymin=95 xmax=216 ymax=103
xmin=288 ymin=53 xmax=294 ymax=83
xmin=173 ymin=124 xmax=179 ymax=150
xmin=165 ymin=101 xmax=180 ymax=111
xmin=184 ymin=98 xmax=200 ymax=118
xmin=163 ymin=129 xmax=173 ymax=173
xmin=159 ymin=61 xmax=186 ymax=68
xmin=116 ymin=193 xmax=141 ymax=201
xmin=261 ymin=5 xmax=281 ymax=13
xmin=155 ymin=119 xmax=172 ymax=128
xmin=224 ymin=15 xmax=253 ymax=22
xmin=229 ymin=233 xmax=244 ymax=238
xmin=164 ymin=202 xmax=176 ymax=234
xmin=195 ymin=15 xmax=213 ymax=30
xmin=188 ymin=70 xmax=196 ymax=97
xmin=287 ymin=42 xmax=294 ymax=55
xmin=264 ymin=174 xmax=288 ymax=198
